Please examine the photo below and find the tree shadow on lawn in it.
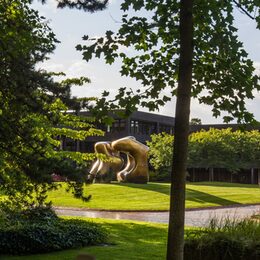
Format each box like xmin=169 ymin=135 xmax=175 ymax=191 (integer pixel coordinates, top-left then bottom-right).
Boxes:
xmin=109 ymin=182 xmax=240 ymax=207
xmin=109 ymin=182 xmax=170 ymax=196
xmin=186 ymin=188 xmax=240 ymax=207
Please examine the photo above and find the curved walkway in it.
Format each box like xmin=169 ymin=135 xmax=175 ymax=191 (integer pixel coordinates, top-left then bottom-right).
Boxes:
xmin=55 ymin=204 xmax=260 ymax=227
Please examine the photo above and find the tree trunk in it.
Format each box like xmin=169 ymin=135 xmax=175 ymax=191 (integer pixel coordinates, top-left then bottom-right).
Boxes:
xmin=209 ymin=167 xmax=214 ymax=182
xmin=76 ymin=140 xmax=80 ymax=152
xmin=250 ymin=168 xmax=254 ymax=184
xmin=257 ymin=169 xmax=260 ymax=186
xmin=166 ymin=1 xmax=194 ymax=259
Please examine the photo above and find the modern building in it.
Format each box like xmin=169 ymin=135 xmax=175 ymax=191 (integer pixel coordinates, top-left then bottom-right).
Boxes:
xmin=62 ymin=110 xmax=175 ymax=152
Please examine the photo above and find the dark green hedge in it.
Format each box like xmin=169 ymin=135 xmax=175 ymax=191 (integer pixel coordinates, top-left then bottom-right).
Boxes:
xmin=0 ymin=207 xmax=107 ymax=255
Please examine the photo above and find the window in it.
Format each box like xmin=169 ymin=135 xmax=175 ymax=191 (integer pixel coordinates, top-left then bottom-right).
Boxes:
xmin=111 ymin=119 xmax=126 ymax=132
xmin=130 ymin=120 xmax=157 ymax=135
xmin=159 ymin=124 xmax=173 ymax=134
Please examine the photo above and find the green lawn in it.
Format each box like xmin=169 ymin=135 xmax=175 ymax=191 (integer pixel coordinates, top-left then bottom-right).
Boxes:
xmin=2 ymin=218 xmax=168 ymax=260
xmin=46 ymin=182 xmax=260 ymax=211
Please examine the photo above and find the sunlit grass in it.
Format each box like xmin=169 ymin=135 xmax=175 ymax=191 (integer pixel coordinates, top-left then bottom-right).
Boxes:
xmin=46 ymin=182 xmax=260 ymax=211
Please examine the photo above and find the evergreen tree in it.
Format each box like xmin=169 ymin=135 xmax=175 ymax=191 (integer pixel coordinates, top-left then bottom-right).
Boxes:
xmin=0 ymin=0 xmax=104 ymax=209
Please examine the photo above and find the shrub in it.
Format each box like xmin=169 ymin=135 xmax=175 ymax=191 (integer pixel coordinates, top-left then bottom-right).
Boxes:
xmin=184 ymin=218 xmax=260 ymax=260
xmin=0 ymin=207 xmax=107 ymax=255
xmin=149 ymin=170 xmax=171 ymax=182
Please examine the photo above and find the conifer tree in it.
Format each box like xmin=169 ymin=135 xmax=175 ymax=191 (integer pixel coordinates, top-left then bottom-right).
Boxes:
xmin=0 ymin=0 xmax=104 ymax=209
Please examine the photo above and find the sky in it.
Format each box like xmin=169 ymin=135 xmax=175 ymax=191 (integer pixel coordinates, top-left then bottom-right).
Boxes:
xmin=32 ymin=0 xmax=260 ymax=124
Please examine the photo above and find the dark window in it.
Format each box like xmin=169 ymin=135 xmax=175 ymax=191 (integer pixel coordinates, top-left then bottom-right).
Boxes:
xmin=112 ymin=119 xmax=126 ymax=132
xmin=130 ymin=120 xmax=136 ymax=133
xmin=159 ymin=124 xmax=173 ymax=134
xmin=96 ymin=122 xmax=107 ymax=131
xmin=64 ymin=138 xmax=77 ymax=151
xmin=130 ymin=120 xmax=157 ymax=135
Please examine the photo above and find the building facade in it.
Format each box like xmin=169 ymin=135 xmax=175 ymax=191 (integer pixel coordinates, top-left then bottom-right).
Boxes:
xmin=62 ymin=110 xmax=175 ymax=152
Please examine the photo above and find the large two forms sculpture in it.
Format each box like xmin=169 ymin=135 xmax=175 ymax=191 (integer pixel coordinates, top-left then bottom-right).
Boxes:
xmin=88 ymin=136 xmax=149 ymax=184
xmin=88 ymin=141 xmax=124 ymax=182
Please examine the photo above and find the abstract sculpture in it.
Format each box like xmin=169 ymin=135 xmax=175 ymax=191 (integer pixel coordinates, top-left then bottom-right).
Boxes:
xmin=88 ymin=141 xmax=123 ymax=182
xmin=112 ymin=136 xmax=149 ymax=183
xmin=88 ymin=136 xmax=149 ymax=184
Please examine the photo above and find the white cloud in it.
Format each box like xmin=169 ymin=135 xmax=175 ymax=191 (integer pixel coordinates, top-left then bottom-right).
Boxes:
xmin=31 ymin=0 xmax=57 ymax=15
xmin=36 ymin=62 xmax=64 ymax=72
xmin=253 ymin=61 xmax=260 ymax=75
xmin=66 ymin=60 xmax=91 ymax=78
xmin=109 ymin=0 xmax=118 ymax=5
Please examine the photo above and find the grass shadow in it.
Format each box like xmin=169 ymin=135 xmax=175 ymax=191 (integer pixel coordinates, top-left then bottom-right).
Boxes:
xmin=186 ymin=188 xmax=241 ymax=207
xmin=110 ymin=182 xmax=243 ymax=207
xmin=109 ymin=182 xmax=170 ymax=196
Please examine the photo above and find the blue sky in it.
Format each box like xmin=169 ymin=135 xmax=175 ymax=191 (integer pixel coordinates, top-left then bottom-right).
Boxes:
xmin=33 ymin=0 xmax=260 ymax=123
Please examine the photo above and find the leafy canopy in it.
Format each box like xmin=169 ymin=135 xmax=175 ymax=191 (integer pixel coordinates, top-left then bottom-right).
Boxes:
xmin=77 ymin=0 xmax=260 ymax=123
xmin=147 ymin=129 xmax=260 ymax=175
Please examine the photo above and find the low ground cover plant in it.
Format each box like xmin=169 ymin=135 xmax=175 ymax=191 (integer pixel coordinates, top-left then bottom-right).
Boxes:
xmin=185 ymin=218 xmax=260 ymax=260
xmin=0 ymin=206 xmax=107 ymax=255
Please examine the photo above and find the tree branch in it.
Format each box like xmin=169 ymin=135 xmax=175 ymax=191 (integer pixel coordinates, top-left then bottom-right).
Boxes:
xmin=232 ymin=0 xmax=255 ymax=20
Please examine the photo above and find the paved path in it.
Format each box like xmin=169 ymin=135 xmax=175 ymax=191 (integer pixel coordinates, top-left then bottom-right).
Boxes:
xmin=55 ymin=204 xmax=260 ymax=227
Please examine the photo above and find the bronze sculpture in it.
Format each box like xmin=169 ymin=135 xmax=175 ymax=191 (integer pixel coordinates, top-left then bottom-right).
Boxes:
xmin=111 ymin=136 xmax=149 ymax=183
xmin=88 ymin=141 xmax=123 ymax=183
xmin=89 ymin=136 xmax=149 ymax=184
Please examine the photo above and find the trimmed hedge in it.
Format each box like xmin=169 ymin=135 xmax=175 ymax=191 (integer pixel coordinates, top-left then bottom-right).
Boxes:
xmin=184 ymin=218 xmax=260 ymax=260
xmin=0 ymin=207 xmax=107 ymax=255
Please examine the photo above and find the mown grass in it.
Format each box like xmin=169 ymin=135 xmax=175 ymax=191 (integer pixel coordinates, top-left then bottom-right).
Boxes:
xmin=2 ymin=218 xmax=168 ymax=260
xmin=46 ymin=182 xmax=260 ymax=211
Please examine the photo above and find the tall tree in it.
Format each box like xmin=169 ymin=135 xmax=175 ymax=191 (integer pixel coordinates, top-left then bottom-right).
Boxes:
xmin=76 ymin=0 xmax=259 ymax=259
xmin=0 ymin=0 xmax=106 ymax=209
xmin=167 ymin=2 xmax=193 ymax=258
